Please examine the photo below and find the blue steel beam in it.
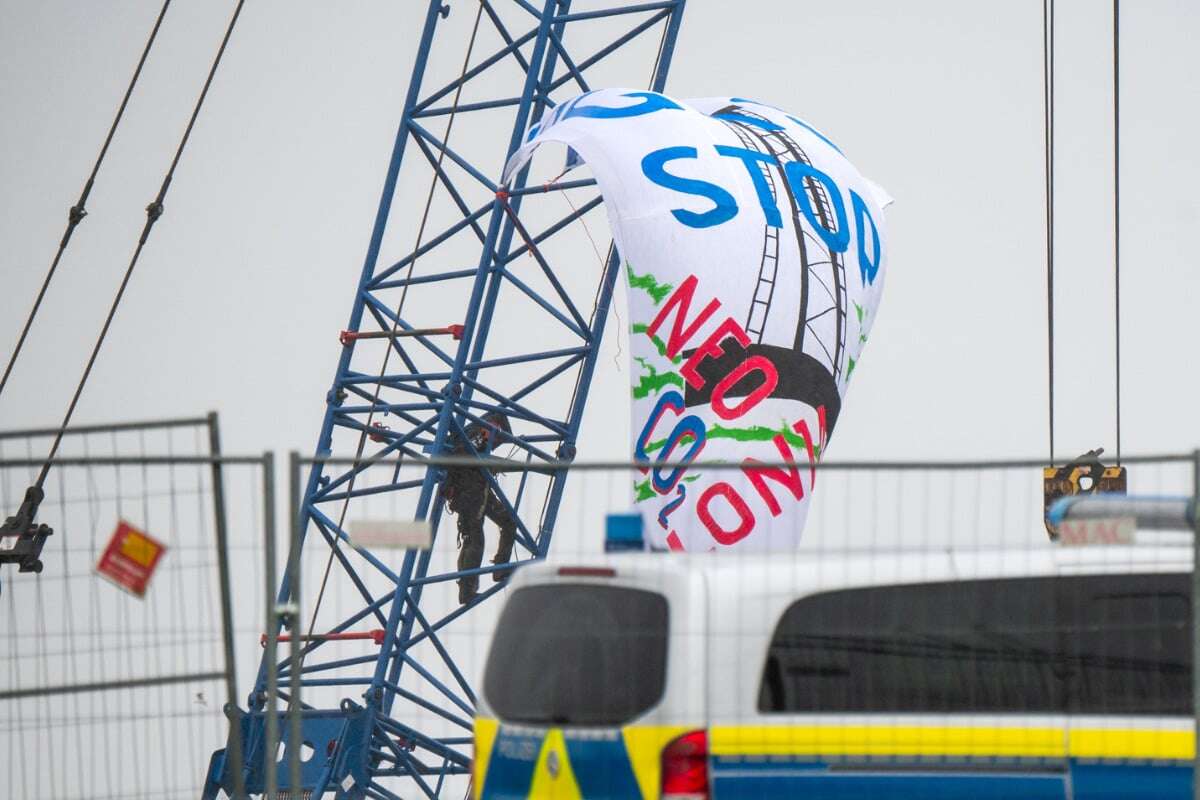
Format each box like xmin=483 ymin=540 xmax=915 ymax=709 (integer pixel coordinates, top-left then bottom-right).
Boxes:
xmin=202 ymin=1 xmax=686 ymax=797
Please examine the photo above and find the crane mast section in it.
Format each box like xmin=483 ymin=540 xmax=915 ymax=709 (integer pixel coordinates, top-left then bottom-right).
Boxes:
xmin=203 ymin=2 xmax=686 ymax=798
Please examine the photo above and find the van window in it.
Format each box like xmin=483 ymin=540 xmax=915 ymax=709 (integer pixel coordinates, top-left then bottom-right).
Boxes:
xmin=1062 ymin=574 xmax=1190 ymax=714
xmin=485 ymin=584 xmax=668 ymax=726
xmin=758 ymin=573 xmax=1190 ymax=715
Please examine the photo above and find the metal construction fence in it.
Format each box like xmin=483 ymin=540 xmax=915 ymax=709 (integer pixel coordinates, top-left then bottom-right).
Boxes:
xmin=4 ymin=438 xmax=1200 ymax=799
xmin=0 ymin=416 xmax=267 ymax=800
xmin=252 ymin=450 xmax=1200 ymax=800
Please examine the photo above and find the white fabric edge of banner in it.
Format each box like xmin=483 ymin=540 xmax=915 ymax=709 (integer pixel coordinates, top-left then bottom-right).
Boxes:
xmin=864 ymin=177 xmax=894 ymax=210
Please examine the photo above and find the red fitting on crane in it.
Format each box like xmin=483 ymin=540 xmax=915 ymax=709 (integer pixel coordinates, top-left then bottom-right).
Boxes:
xmin=369 ymin=422 xmax=390 ymax=443
xmin=340 ymin=326 xmax=463 ymax=344
xmin=495 ymin=189 xmax=509 ymax=201
xmin=260 ymin=628 xmax=388 ymax=647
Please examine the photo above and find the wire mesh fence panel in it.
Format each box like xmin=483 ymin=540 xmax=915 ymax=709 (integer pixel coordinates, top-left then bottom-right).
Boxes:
xmin=6 ymin=441 xmax=1193 ymax=798
xmin=690 ymin=458 xmax=1196 ymax=800
xmin=0 ymin=420 xmax=268 ymax=800
xmin=335 ymin=454 xmax=1193 ymax=799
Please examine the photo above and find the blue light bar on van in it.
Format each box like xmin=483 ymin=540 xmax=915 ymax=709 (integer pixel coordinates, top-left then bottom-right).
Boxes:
xmin=1048 ymin=493 xmax=1196 ymax=531
xmin=605 ymin=512 xmax=645 ymax=552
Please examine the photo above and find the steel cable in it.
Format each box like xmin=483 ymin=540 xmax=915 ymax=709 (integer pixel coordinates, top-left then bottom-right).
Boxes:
xmin=0 ymin=1 xmax=173 ymax=402
xmin=1044 ymin=0 xmax=1056 ymax=466
xmin=31 ymin=0 xmax=246 ymax=494
xmin=1113 ymin=0 xmax=1122 ymax=463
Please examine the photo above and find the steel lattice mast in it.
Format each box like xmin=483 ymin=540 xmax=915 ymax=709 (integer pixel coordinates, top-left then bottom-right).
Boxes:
xmin=204 ymin=1 xmax=686 ymax=797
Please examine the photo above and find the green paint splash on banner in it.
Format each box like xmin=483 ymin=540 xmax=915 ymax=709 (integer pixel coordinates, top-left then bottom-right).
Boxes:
xmin=627 ymin=264 xmax=673 ymax=305
xmin=633 ymin=474 xmax=697 ymax=503
xmin=632 ymin=356 xmax=684 ymax=399
xmin=631 ymin=324 xmax=682 ymax=365
xmin=634 ymin=479 xmax=656 ymax=502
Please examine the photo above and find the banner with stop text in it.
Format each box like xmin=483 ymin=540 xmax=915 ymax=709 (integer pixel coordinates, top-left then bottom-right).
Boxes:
xmin=504 ymin=89 xmax=891 ymax=551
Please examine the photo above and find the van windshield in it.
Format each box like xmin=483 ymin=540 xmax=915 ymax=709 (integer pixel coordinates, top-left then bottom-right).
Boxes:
xmin=484 ymin=583 xmax=668 ymax=726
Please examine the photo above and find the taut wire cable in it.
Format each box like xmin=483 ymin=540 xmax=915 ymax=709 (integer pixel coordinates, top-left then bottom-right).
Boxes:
xmin=0 ymin=1 xmax=173 ymax=402
xmin=1044 ymin=0 xmax=1056 ymax=466
xmin=31 ymin=0 xmax=247 ymax=495
xmin=1113 ymin=0 xmax=1122 ymax=464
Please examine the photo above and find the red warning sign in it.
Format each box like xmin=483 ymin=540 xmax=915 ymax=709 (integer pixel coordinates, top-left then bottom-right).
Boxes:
xmin=95 ymin=520 xmax=166 ymax=597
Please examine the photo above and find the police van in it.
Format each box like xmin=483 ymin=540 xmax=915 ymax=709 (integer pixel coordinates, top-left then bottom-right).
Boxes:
xmin=472 ymin=547 xmax=1194 ymax=799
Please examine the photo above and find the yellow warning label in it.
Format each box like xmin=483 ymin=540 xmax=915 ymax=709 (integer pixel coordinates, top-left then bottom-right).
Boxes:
xmin=119 ymin=530 xmax=160 ymax=568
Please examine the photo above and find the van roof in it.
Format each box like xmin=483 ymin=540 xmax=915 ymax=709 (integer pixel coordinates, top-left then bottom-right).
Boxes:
xmin=519 ymin=543 xmax=1193 ymax=601
xmin=508 ymin=545 xmax=1193 ymax=719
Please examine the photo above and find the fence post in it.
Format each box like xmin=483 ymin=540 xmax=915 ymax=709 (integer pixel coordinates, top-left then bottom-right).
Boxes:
xmin=287 ymin=450 xmax=303 ymax=792
xmin=262 ymin=451 xmax=279 ymax=799
xmin=207 ymin=411 xmax=246 ymax=798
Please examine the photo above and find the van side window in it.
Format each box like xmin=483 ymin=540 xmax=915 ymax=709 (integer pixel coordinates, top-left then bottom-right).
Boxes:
xmin=1062 ymin=575 xmax=1190 ymax=714
xmin=758 ymin=573 xmax=1191 ymax=715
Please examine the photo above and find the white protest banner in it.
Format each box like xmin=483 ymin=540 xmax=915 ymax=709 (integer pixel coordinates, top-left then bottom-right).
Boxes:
xmin=506 ymin=90 xmax=891 ymax=551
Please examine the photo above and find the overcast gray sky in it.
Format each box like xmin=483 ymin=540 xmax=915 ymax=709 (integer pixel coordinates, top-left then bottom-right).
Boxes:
xmin=1 ymin=0 xmax=1198 ymax=465
xmin=1 ymin=3 xmax=1199 ymax=796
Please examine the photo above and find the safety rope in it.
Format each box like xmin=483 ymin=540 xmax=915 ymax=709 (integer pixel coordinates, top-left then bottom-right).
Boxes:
xmin=1043 ymin=0 xmax=1056 ymax=467
xmin=1113 ymin=0 xmax=1122 ymax=464
xmin=562 ymin=188 xmax=621 ymax=369
xmin=535 ymin=8 xmax=675 ymax=537
xmin=302 ymin=0 xmax=487 ymax=650
xmin=30 ymin=0 xmax=246 ymax=494
xmin=0 ymin=0 xmax=173 ymax=403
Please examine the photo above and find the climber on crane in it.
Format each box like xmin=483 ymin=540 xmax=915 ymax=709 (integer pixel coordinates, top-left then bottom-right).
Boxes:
xmin=442 ymin=411 xmax=517 ymax=605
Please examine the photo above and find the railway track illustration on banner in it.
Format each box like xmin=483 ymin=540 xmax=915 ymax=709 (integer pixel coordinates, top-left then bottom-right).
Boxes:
xmin=713 ymin=104 xmax=850 ymax=388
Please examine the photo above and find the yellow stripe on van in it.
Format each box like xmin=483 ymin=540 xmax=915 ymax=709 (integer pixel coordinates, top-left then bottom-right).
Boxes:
xmin=711 ymin=725 xmax=1195 ymax=761
xmin=713 ymin=725 xmax=1066 ymax=758
xmin=526 ymin=728 xmax=583 ymax=800
xmin=1068 ymin=728 xmax=1193 ymax=760
xmin=474 ymin=716 xmax=500 ymax=798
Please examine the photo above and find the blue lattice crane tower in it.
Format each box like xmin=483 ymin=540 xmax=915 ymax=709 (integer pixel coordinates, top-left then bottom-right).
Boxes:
xmin=204 ymin=1 xmax=686 ymax=797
